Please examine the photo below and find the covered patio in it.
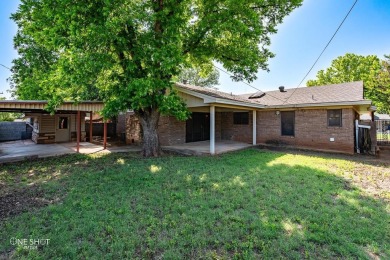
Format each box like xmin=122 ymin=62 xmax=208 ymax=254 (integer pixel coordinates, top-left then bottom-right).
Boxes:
xmin=182 ymin=106 xmax=258 ymax=155
xmin=0 ymin=100 xmax=109 ymax=153
xmin=176 ymin=84 xmax=265 ymax=155
xmin=163 ymin=140 xmax=253 ymax=155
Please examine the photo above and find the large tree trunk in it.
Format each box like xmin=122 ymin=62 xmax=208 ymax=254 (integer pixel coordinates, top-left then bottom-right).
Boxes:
xmin=137 ymin=108 xmax=161 ymax=157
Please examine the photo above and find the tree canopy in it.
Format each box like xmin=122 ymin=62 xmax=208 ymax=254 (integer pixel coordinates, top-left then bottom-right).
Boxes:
xmin=376 ymin=55 xmax=390 ymax=113
xmin=177 ymin=65 xmax=219 ymax=89
xmin=0 ymin=97 xmax=22 ymax=121
xmin=307 ymin=53 xmax=390 ymax=113
xmin=11 ymin=0 xmax=303 ymax=156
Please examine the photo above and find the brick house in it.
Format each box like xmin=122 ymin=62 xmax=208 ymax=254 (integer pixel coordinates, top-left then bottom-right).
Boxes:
xmin=125 ymin=81 xmax=375 ymax=154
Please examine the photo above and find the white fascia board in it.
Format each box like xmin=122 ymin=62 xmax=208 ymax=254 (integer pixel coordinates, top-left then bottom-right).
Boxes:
xmin=177 ymin=88 xmax=264 ymax=109
xmin=212 ymin=98 xmax=265 ymax=109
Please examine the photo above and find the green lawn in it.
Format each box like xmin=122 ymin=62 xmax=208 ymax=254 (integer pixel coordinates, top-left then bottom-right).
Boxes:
xmin=1 ymin=149 xmax=389 ymax=259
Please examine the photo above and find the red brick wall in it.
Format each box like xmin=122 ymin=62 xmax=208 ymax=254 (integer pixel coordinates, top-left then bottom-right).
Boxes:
xmin=158 ymin=115 xmax=186 ymax=146
xmin=215 ymin=112 xmax=222 ymax=141
xmin=221 ymin=112 xmax=253 ymax=143
xmin=257 ymin=108 xmax=356 ymax=154
xmin=159 ymin=112 xmax=224 ymax=144
xmin=125 ymin=112 xmax=222 ymax=145
xmin=125 ymin=113 xmax=187 ymax=146
xmin=124 ymin=108 xmax=356 ymax=153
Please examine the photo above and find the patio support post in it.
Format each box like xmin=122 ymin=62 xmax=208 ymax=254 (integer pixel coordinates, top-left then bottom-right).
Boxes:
xmin=210 ymin=105 xmax=215 ymax=155
xmin=103 ymin=120 xmax=107 ymax=150
xmin=77 ymin=110 xmax=81 ymax=153
xmin=252 ymin=110 xmax=256 ymax=145
xmin=89 ymin=111 xmax=93 ymax=142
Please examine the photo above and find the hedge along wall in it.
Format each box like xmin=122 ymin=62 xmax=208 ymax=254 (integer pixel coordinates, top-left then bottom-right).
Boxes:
xmin=0 ymin=122 xmax=27 ymax=142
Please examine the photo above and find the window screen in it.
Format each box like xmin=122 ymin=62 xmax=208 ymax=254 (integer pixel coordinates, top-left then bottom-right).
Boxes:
xmin=327 ymin=109 xmax=342 ymax=127
xmin=281 ymin=111 xmax=295 ymax=136
xmin=233 ymin=112 xmax=249 ymax=125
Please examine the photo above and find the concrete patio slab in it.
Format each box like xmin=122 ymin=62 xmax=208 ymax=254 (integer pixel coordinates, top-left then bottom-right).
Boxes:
xmin=163 ymin=140 xmax=253 ymax=155
xmin=0 ymin=139 xmax=253 ymax=163
xmin=0 ymin=140 xmax=141 ymax=163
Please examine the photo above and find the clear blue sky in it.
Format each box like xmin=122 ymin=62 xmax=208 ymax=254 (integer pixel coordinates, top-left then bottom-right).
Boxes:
xmin=0 ymin=0 xmax=389 ymax=98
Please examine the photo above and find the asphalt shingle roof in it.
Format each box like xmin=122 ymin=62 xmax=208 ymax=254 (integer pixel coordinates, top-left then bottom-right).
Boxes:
xmin=175 ymin=82 xmax=256 ymax=105
xmin=176 ymin=81 xmax=367 ymax=108
xmin=239 ymin=81 xmax=366 ymax=106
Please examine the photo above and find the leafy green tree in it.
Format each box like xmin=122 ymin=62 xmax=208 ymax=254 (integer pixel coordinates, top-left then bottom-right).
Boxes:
xmin=375 ymin=55 xmax=390 ymax=113
xmin=11 ymin=0 xmax=302 ymax=156
xmin=0 ymin=97 xmax=22 ymax=121
xmin=177 ymin=65 xmax=219 ymax=89
xmin=0 ymin=113 xmax=21 ymax=122
xmin=307 ymin=53 xmax=390 ymax=113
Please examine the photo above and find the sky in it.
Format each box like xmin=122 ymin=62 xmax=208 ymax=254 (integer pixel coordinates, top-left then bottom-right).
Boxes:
xmin=0 ymin=0 xmax=389 ymax=99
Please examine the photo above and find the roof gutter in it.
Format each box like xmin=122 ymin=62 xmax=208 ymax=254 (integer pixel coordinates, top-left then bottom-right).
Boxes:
xmin=210 ymin=98 xmax=265 ymax=109
xmin=0 ymin=100 xmax=104 ymax=112
xmin=176 ymin=87 xmax=265 ymax=109
xmin=0 ymin=100 xmax=103 ymax=104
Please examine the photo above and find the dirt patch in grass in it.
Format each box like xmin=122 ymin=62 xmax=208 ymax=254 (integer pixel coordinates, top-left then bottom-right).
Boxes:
xmin=257 ymin=145 xmax=390 ymax=201
xmin=0 ymin=185 xmax=62 ymax=220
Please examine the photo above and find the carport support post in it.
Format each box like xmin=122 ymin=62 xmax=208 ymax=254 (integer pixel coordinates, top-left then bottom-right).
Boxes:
xmin=103 ymin=120 xmax=107 ymax=150
xmin=252 ymin=110 xmax=256 ymax=145
xmin=210 ymin=105 xmax=215 ymax=155
xmin=89 ymin=111 xmax=93 ymax=142
xmin=77 ymin=110 xmax=81 ymax=153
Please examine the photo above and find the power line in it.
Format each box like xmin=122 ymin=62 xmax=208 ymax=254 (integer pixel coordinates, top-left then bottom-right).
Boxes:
xmin=213 ymin=65 xmax=262 ymax=92
xmin=282 ymin=0 xmax=358 ymax=105
xmin=0 ymin=64 xmax=10 ymax=96
xmin=0 ymin=64 xmax=11 ymax=71
xmin=212 ymin=64 xmax=288 ymax=103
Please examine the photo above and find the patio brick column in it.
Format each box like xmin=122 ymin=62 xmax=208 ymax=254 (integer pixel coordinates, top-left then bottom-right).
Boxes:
xmin=253 ymin=110 xmax=257 ymax=145
xmin=210 ymin=105 xmax=215 ymax=155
